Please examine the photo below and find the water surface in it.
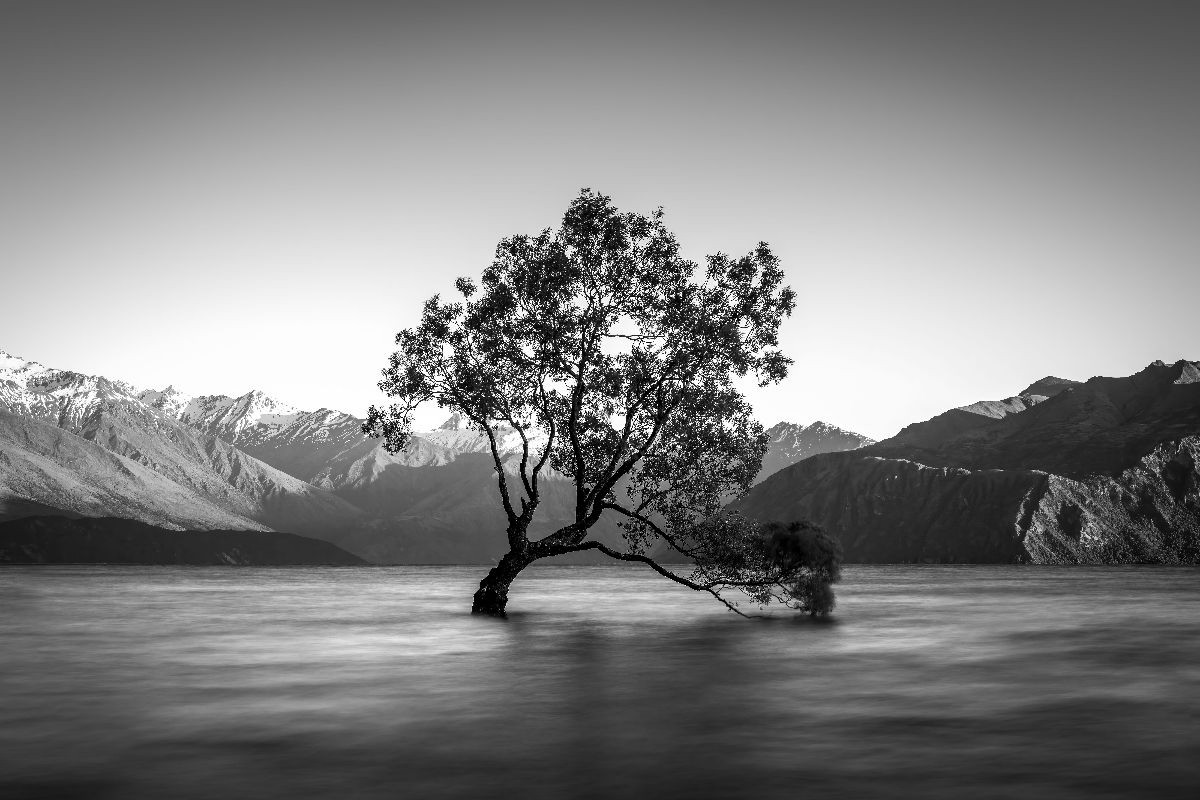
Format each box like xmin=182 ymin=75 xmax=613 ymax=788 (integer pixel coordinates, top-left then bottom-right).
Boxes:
xmin=2 ymin=565 xmax=1198 ymax=799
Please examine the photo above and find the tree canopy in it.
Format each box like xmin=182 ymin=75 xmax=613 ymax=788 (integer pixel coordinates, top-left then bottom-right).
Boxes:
xmin=365 ymin=189 xmax=840 ymax=616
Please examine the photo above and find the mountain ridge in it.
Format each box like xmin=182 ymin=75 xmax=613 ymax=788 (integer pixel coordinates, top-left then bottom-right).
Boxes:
xmin=1 ymin=350 xmax=367 ymax=542
xmin=732 ymin=359 xmax=1200 ymax=563
xmin=757 ymin=420 xmax=874 ymax=483
xmin=3 ymin=347 xmax=874 ymax=563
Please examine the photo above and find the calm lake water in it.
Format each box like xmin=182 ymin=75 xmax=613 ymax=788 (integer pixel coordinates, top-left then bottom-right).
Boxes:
xmin=1 ymin=565 xmax=1198 ymax=799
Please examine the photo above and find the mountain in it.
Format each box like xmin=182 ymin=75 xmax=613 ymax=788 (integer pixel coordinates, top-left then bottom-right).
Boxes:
xmin=0 ymin=350 xmax=366 ymax=546
xmin=870 ymin=361 xmax=1200 ymax=476
xmin=0 ymin=496 xmax=80 ymax=523
xmin=1020 ymin=376 xmax=1081 ymax=398
xmin=0 ymin=515 xmax=365 ymax=565
xmin=757 ymin=421 xmax=874 ymax=483
xmin=878 ymin=375 xmax=1083 ymax=456
xmin=141 ymin=381 xmax=874 ymax=558
xmin=149 ymin=385 xmax=872 ymax=496
xmin=732 ymin=360 xmax=1200 ymax=564
xmin=882 ymin=393 xmax=1051 ymax=453
xmin=140 ymin=385 xmax=582 ymax=542
xmin=0 ymin=411 xmax=269 ymax=530
xmin=0 ymin=348 xmax=876 ymax=564
xmin=3 ymin=349 xmax=575 ymax=562
xmin=138 ymin=386 xmax=304 ymax=447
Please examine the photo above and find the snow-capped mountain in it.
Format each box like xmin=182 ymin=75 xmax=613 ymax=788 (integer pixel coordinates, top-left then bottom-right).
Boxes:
xmin=139 ymin=386 xmax=304 ymax=446
xmin=756 ymin=421 xmax=875 ymax=483
xmin=140 ymin=385 xmax=547 ymax=471
xmin=1 ymin=347 xmax=876 ymax=563
xmin=136 ymin=378 xmax=561 ymax=497
xmin=138 ymin=385 xmax=570 ymax=546
xmin=1 ymin=350 xmax=143 ymax=428
xmin=1 ymin=349 xmax=581 ymax=561
xmin=138 ymin=377 xmax=876 ymax=553
xmin=0 ymin=349 xmax=365 ymax=540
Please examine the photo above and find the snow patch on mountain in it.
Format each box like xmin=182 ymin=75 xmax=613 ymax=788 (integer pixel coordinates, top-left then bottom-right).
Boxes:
xmin=1 ymin=349 xmax=146 ymax=427
xmin=756 ymin=421 xmax=876 ymax=484
xmin=139 ymin=386 xmax=303 ymax=446
xmin=1 ymin=348 xmax=367 ymax=540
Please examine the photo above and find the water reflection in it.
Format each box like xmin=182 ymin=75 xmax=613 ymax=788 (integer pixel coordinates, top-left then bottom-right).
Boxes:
xmin=1 ymin=565 xmax=1198 ymax=799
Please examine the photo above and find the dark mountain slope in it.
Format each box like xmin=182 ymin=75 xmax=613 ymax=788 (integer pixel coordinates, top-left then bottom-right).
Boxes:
xmin=1021 ymin=376 xmax=1081 ymax=398
xmin=0 ymin=497 xmax=79 ymax=523
xmin=868 ymin=360 xmax=1200 ymax=476
xmin=733 ymin=361 xmax=1200 ymax=564
xmin=0 ymin=516 xmax=366 ymax=565
xmin=755 ymin=421 xmax=874 ymax=484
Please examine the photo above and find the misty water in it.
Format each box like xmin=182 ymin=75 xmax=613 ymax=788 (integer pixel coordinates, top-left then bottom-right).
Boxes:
xmin=2 ymin=566 xmax=1198 ymax=800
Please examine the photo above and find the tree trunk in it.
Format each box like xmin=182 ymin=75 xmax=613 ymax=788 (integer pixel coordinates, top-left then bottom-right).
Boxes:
xmin=471 ymin=551 xmax=530 ymax=617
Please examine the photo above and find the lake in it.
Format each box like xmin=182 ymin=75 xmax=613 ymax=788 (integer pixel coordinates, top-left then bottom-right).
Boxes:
xmin=1 ymin=565 xmax=1198 ymax=799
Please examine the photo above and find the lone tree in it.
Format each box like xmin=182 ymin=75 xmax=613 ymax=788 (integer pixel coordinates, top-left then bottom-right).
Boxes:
xmin=365 ymin=189 xmax=840 ymax=616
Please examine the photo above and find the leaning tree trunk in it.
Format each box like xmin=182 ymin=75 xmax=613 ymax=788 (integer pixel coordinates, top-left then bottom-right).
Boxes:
xmin=471 ymin=551 xmax=530 ymax=617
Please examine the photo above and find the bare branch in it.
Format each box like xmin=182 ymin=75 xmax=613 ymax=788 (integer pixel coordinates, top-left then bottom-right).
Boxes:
xmin=564 ymin=540 xmax=752 ymax=618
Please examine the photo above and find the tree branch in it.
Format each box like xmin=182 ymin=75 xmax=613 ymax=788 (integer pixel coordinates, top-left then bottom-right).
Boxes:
xmin=446 ymin=387 xmax=519 ymax=531
xmin=564 ymin=541 xmax=751 ymax=618
xmin=600 ymin=501 xmax=701 ymax=560
xmin=530 ymin=377 xmax=556 ymax=494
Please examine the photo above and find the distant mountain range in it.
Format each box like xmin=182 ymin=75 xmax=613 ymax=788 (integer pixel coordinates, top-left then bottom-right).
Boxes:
xmin=13 ymin=347 xmax=1191 ymax=565
xmin=0 ymin=349 xmax=871 ymax=563
xmin=733 ymin=360 xmax=1200 ymax=563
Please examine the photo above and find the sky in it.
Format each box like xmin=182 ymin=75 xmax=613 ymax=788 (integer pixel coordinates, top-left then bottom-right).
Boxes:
xmin=1 ymin=0 xmax=1197 ymax=441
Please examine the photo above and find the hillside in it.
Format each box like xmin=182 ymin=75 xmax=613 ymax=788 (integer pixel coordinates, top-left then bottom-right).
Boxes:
xmin=0 ymin=515 xmax=366 ymax=565
xmin=733 ymin=360 xmax=1200 ymax=563
xmin=1 ymin=351 xmax=366 ymax=547
xmin=0 ymin=412 xmax=269 ymax=531
xmin=757 ymin=421 xmax=874 ymax=483
xmin=870 ymin=361 xmax=1200 ymax=476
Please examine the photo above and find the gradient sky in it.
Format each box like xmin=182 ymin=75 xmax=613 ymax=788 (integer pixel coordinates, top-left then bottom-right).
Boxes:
xmin=2 ymin=0 xmax=1197 ymax=440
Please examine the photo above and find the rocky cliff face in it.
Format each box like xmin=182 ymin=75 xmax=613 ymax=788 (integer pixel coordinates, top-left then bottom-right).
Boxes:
xmin=1020 ymin=436 xmax=1200 ymax=564
xmin=734 ymin=361 xmax=1200 ymax=563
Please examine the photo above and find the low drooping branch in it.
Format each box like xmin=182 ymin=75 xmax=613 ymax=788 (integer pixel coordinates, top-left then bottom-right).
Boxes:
xmin=562 ymin=540 xmax=753 ymax=617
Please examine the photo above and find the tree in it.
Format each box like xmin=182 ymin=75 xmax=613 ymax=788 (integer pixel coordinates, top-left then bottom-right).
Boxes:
xmin=364 ymin=189 xmax=841 ymax=617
